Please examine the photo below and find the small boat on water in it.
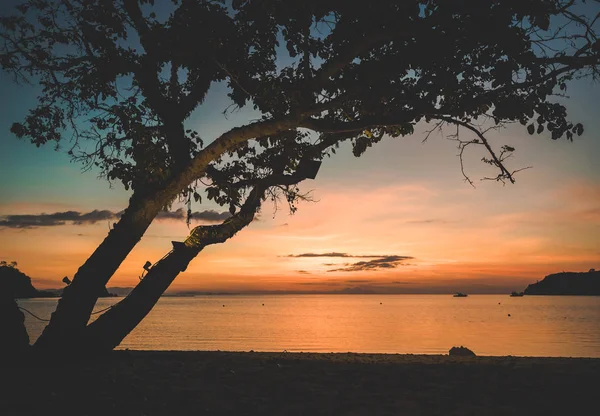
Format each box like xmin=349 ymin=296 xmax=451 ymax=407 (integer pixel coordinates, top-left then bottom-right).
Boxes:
xmin=510 ymin=291 xmax=524 ymax=297
xmin=453 ymin=292 xmax=468 ymax=297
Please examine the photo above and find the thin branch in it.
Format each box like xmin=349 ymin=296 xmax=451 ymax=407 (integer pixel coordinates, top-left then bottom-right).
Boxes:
xmin=435 ymin=116 xmax=517 ymax=184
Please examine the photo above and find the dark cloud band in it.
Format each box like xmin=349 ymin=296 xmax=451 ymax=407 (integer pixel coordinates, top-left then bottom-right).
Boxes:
xmin=0 ymin=208 xmax=230 ymax=228
xmin=327 ymin=255 xmax=413 ymax=272
xmin=156 ymin=208 xmax=231 ymax=222
xmin=0 ymin=210 xmax=116 ymax=228
xmin=287 ymin=252 xmax=404 ymax=258
xmin=286 ymin=252 xmax=414 ymax=272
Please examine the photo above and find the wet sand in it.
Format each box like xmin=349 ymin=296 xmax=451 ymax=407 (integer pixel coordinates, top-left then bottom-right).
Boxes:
xmin=2 ymin=351 xmax=599 ymax=415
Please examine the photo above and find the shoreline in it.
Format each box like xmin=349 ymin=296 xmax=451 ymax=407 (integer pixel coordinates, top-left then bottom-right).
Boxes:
xmin=3 ymin=351 xmax=599 ymax=415
xmin=109 ymin=349 xmax=600 ymax=361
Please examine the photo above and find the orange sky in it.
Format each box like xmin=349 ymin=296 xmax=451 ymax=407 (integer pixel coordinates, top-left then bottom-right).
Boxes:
xmin=1 ymin=140 xmax=598 ymax=293
xmin=1 ymin=75 xmax=599 ymax=294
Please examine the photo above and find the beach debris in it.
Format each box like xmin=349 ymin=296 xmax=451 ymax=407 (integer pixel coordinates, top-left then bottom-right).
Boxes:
xmin=449 ymin=346 xmax=476 ymax=357
xmin=508 ymin=314 xmax=511 ymax=317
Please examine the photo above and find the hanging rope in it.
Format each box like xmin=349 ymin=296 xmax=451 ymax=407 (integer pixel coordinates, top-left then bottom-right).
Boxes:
xmin=19 ymin=302 xmax=116 ymax=322
xmin=17 ymin=257 xmax=165 ymax=324
xmin=18 ymin=306 xmax=51 ymax=322
xmin=90 ymin=305 xmax=114 ymax=315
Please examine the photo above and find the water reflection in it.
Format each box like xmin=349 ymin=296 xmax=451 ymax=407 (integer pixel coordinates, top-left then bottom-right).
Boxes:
xmin=18 ymin=295 xmax=600 ymax=357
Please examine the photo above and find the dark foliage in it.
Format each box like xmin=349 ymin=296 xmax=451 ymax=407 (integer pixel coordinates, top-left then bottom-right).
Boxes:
xmin=2 ymin=0 xmax=598 ymax=201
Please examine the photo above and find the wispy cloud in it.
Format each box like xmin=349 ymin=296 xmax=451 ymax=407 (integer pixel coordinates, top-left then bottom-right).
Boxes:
xmin=0 ymin=210 xmax=116 ymax=228
xmin=288 ymin=252 xmax=355 ymax=258
xmin=287 ymin=252 xmax=402 ymax=258
xmin=0 ymin=208 xmax=230 ymax=229
xmin=156 ymin=208 xmax=231 ymax=222
xmin=285 ymin=252 xmax=414 ymax=272
xmin=328 ymin=255 xmax=414 ymax=272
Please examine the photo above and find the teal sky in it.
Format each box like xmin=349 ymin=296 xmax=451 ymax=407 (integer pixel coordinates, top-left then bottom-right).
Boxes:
xmin=2 ymin=73 xmax=598 ymax=208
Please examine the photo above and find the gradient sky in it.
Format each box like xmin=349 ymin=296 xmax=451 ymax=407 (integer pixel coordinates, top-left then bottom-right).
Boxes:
xmin=1 ymin=3 xmax=599 ymax=294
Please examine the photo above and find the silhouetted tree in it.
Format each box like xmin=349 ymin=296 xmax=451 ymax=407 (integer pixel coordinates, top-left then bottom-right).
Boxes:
xmin=1 ymin=0 xmax=598 ymax=354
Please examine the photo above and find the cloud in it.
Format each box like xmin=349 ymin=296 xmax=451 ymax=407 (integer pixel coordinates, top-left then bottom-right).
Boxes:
xmin=284 ymin=252 xmax=414 ymax=272
xmin=194 ymin=210 xmax=231 ymax=222
xmin=288 ymin=252 xmax=354 ymax=258
xmin=156 ymin=208 xmax=231 ymax=222
xmin=0 ymin=210 xmax=116 ymax=228
xmin=0 ymin=208 xmax=231 ymax=228
xmin=296 ymin=270 xmax=311 ymax=274
xmin=287 ymin=252 xmax=401 ymax=258
xmin=156 ymin=209 xmax=187 ymax=220
xmin=328 ymin=255 xmax=414 ymax=272
xmin=285 ymin=252 xmax=414 ymax=272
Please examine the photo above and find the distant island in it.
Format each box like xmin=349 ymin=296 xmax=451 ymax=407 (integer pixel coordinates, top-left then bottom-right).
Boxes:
xmin=0 ymin=260 xmax=116 ymax=298
xmin=524 ymin=269 xmax=600 ymax=296
xmin=0 ymin=261 xmax=58 ymax=298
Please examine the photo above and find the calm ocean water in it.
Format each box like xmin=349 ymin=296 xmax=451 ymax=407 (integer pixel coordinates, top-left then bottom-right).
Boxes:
xmin=18 ymin=294 xmax=600 ymax=357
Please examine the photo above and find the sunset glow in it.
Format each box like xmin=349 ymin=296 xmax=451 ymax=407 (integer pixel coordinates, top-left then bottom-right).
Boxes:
xmin=2 ymin=106 xmax=599 ymax=293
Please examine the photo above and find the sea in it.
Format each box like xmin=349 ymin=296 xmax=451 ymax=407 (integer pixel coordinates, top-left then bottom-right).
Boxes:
xmin=18 ymin=294 xmax=600 ymax=357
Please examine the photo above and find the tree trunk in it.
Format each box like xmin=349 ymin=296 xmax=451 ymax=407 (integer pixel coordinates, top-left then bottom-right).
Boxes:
xmin=82 ymin=212 xmax=258 ymax=352
xmin=83 ymin=184 xmax=270 ymax=351
xmin=33 ymin=194 xmax=163 ymax=354
xmin=83 ymin=245 xmax=199 ymax=352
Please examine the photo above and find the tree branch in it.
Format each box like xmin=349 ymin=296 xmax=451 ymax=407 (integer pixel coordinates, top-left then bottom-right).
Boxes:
xmin=434 ymin=116 xmax=517 ymax=184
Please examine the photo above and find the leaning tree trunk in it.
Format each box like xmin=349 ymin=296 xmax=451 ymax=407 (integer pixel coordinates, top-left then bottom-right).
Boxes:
xmin=33 ymin=193 xmax=164 ymax=354
xmin=82 ymin=182 xmax=270 ymax=352
xmin=83 ymin=245 xmax=199 ymax=352
xmin=32 ymin=120 xmax=303 ymax=354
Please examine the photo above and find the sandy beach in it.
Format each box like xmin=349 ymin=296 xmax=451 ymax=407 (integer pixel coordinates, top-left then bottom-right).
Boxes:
xmin=2 ymin=351 xmax=599 ymax=415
